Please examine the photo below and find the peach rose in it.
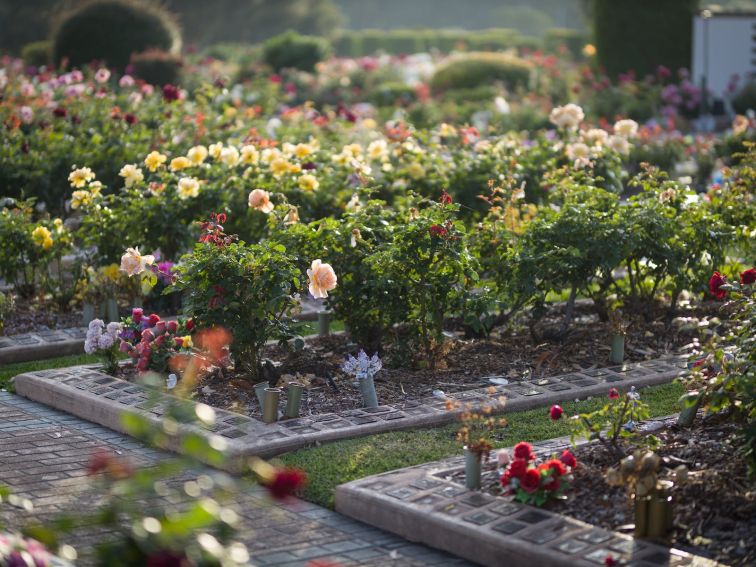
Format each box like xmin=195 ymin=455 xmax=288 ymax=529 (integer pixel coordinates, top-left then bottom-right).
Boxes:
xmin=248 ymin=189 xmax=274 ymax=213
xmin=307 ymin=259 xmax=337 ymax=299
xmin=120 ymin=247 xmax=155 ymax=277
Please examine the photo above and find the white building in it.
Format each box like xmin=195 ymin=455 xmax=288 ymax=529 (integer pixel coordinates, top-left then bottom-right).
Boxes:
xmin=692 ymin=10 xmax=756 ymax=100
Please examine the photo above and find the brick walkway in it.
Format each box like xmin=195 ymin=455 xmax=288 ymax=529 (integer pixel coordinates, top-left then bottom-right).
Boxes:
xmin=0 ymin=393 xmax=473 ymax=567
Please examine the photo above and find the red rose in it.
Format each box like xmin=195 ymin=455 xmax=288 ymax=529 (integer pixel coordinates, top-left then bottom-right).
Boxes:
xmin=162 ymin=84 xmax=180 ymax=102
xmin=166 ymin=320 xmax=178 ymax=333
xmin=741 ymin=267 xmax=756 ymax=285
xmin=520 ymin=468 xmax=541 ymax=493
xmin=604 ymin=556 xmax=618 ymax=567
xmin=546 ymin=459 xmax=566 ymax=476
xmin=141 ymin=329 xmax=155 ymax=342
xmin=429 ymin=224 xmax=448 ymax=238
xmin=185 ymin=319 xmax=194 ymax=331
xmin=549 ymin=405 xmax=563 ymax=421
xmin=132 ymin=307 xmax=144 ymax=323
xmin=513 ymin=442 xmax=534 ymax=461
xmin=560 ymin=449 xmax=577 ymax=469
xmin=608 ymin=388 xmax=620 ymax=400
xmin=266 ymin=468 xmax=307 ymax=500
xmin=155 ymin=321 xmax=167 ymax=334
xmin=137 ymin=357 xmax=149 ymax=372
xmin=440 ymin=190 xmax=453 ymax=205
xmin=709 ymin=271 xmax=727 ymax=300
xmin=124 ymin=113 xmax=137 ymax=125
xmin=500 ymin=470 xmax=512 ymax=487
xmin=508 ymin=458 xmax=528 ymax=479
xmin=148 ymin=313 xmax=161 ymax=327
xmin=174 ymin=337 xmax=183 ymax=348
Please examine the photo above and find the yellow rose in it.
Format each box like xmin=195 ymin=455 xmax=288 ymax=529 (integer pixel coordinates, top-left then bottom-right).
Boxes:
xmin=119 ymin=164 xmax=144 ymax=187
xmin=32 ymin=226 xmax=53 ymax=249
xmin=144 ymin=151 xmax=167 ymax=172
xmin=177 ymin=177 xmax=200 ymax=200
xmin=220 ymin=146 xmax=240 ymax=167
xmin=270 ymin=157 xmax=291 ymax=177
xmin=240 ymin=145 xmax=259 ymax=165
xmin=298 ymin=174 xmax=319 ymax=192
xmin=209 ymin=143 xmax=223 ymax=160
xmin=70 ymin=190 xmax=91 ymax=209
xmin=170 ymin=156 xmax=192 ymax=171
xmin=187 ymin=145 xmax=208 ymax=165
xmin=294 ymin=143 xmax=314 ymax=159
xmin=68 ymin=167 xmax=95 ymax=188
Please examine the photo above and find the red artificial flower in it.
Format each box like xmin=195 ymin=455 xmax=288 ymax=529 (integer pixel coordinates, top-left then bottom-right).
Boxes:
xmin=549 ymin=405 xmax=563 ymax=421
xmin=266 ymin=468 xmax=307 ymax=500
xmin=740 ymin=267 xmax=756 ymax=285
xmin=166 ymin=320 xmax=178 ymax=333
xmin=508 ymin=458 xmax=528 ymax=479
xmin=520 ymin=468 xmax=541 ymax=493
xmin=608 ymin=388 xmax=620 ymax=400
xmin=500 ymin=470 xmax=512 ymax=487
xmin=148 ymin=313 xmax=161 ymax=327
xmin=560 ymin=449 xmax=577 ymax=469
xmin=604 ymin=556 xmax=618 ymax=567
xmin=440 ymin=190 xmax=453 ymax=205
xmin=185 ymin=319 xmax=195 ymax=331
xmin=141 ymin=329 xmax=155 ymax=342
xmin=513 ymin=442 xmax=534 ymax=461
xmin=709 ymin=271 xmax=727 ymax=300
xmin=132 ymin=307 xmax=144 ymax=324
xmin=546 ymin=459 xmax=567 ymax=476
xmin=87 ymin=448 xmax=132 ymax=479
xmin=174 ymin=337 xmax=183 ymax=348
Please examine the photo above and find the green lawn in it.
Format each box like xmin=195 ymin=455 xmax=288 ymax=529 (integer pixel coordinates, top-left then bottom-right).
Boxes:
xmin=279 ymin=382 xmax=685 ymax=508
xmin=0 ymin=353 xmax=101 ymax=391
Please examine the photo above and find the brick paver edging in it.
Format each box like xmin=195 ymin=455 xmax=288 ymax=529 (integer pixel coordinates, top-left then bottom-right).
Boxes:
xmin=13 ymin=358 xmax=685 ymax=472
xmin=334 ymin=419 xmax=721 ymax=567
xmin=0 ymin=328 xmax=87 ymax=365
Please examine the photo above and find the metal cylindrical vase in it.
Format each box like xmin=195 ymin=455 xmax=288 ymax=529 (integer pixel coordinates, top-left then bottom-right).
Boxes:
xmin=464 ymin=447 xmax=482 ymax=490
xmin=317 ymin=310 xmax=332 ymax=337
xmin=105 ymin=298 xmax=119 ymax=323
xmin=647 ymin=496 xmax=672 ymax=539
xmin=263 ymin=388 xmax=281 ymax=424
xmin=634 ymin=495 xmax=650 ymax=538
xmin=82 ymin=303 xmax=96 ymax=326
xmin=254 ymin=382 xmax=268 ymax=410
xmin=359 ymin=375 xmax=379 ymax=408
xmin=610 ymin=335 xmax=625 ymax=364
xmin=285 ymin=382 xmax=304 ymax=419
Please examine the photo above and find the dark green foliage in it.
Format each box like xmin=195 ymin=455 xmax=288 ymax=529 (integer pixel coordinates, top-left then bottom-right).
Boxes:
xmin=732 ymin=79 xmax=756 ymax=114
xmin=544 ymin=27 xmax=587 ymax=58
xmin=593 ymin=0 xmax=699 ymax=78
xmin=370 ymin=82 xmax=418 ymax=107
xmin=130 ymin=49 xmax=182 ymax=86
xmin=21 ymin=41 xmax=52 ymax=67
xmin=51 ymin=0 xmax=181 ymax=70
xmin=262 ymin=31 xmax=331 ymax=72
xmin=430 ymin=52 xmax=531 ymax=92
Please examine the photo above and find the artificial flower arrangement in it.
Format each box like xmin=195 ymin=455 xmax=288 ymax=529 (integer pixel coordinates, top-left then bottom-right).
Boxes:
xmin=498 ymin=442 xmax=577 ymax=507
xmin=84 ymin=319 xmax=122 ymax=375
xmin=118 ymin=308 xmax=194 ymax=376
xmin=0 ymin=532 xmax=53 ymax=567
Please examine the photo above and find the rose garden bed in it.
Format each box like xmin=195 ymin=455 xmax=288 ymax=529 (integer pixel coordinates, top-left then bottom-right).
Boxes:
xmin=451 ymin=415 xmax=755 ymax=566
xmin=334 ymin=415 xmax=732 ymax=567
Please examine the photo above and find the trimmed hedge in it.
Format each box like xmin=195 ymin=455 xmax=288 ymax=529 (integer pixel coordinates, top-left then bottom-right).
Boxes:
xmin=51 ymin=0 xmax=181 ymax=70
xmin=544 ymin=28 xmax=586 ymax=58
xmin=262 ymin=31 xmax=331 ymax=72
xmin=332 ymin=28 xmax=541 ymax=57
xmin=593 ymin=0 xmax=698 ymax=78
xmin=21 ymin=41 xmax=52 ymax=67
xmin=130 ymin=49 xmax=183 ymax=86
xmin=430 ymin=52 xmax=532 ymax=92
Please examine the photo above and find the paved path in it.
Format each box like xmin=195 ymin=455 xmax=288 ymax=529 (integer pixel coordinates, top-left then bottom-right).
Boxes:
xmin=0 ymin=392 xmax=474 ymax=567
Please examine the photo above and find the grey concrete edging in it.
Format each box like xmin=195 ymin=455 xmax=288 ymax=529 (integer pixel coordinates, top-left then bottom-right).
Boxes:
xmin=0 ymin=328 xmax=87 ymax=365
xmin=334 ymin=423 xmax=721 ymax=567
xmin=13 ymin=357 xmax=685 ymax=472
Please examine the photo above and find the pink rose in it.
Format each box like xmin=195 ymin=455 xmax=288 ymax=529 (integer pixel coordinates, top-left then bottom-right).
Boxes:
xmin=136 ymin=357 xmax=149 ymax=372
xmin=155 ymin=321 xmax=167 ymax=334
xmin=166 ymin=320 xmax=178 ymax=333
xmin=132 ymin=307 xmax=144 ymax=323
xmin=141 ymin=329 xmax=155 ymax=342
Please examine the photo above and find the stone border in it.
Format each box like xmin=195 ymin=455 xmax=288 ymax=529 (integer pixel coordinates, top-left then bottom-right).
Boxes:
xmin=0 ymin=328 xmax=88 ymax=365
xmin=12 ymin=357 xmax=686 ymax=472
xmin=334 ymin=420 xmax=720 ymax=567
